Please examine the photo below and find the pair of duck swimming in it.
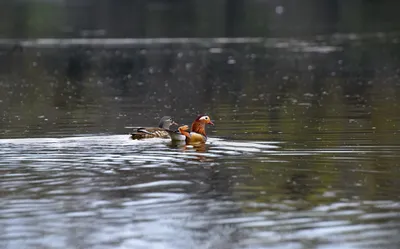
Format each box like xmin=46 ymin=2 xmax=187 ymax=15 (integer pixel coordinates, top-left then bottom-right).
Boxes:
xmin=128 ymin=115 xmax=214 ymax=145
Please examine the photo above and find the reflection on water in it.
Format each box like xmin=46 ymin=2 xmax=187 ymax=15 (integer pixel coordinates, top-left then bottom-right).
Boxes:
xmin=1 ymin=34 xmax=400 ymax=248
xmin=1 ymin=135 xmax=400 ymax=249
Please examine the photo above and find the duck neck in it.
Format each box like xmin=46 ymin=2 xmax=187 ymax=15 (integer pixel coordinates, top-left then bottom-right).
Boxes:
xmin=191 ymin=121 xmax=207 ymax=137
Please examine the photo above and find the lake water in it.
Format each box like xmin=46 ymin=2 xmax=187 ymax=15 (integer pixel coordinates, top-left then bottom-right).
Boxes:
xmin=1 ymin=35 xmax=400 ymax=249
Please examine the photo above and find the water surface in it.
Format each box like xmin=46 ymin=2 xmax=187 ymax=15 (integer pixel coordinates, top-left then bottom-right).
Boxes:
xmin=1 ymin=35 xmax=400 ymax=249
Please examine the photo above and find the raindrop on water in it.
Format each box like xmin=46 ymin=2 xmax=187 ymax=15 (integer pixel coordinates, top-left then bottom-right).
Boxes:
xmin=227 ymin=57 xmax=236 ymax=64
xmin=209 ymin=48 xmax=222 ymax=54
xmin=275 ymin=6 xmax=285 ymax=15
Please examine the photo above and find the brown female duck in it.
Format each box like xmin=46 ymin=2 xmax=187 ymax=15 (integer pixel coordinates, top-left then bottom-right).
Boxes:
xmin=128 ymin=116 xmax=178 ymax=140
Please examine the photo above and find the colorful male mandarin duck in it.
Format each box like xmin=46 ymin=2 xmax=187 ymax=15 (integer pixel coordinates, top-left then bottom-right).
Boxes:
xmin=168 ymin=115 xmax=214 ymax=144
xmin=128 ymin=116 xmax=178 ymax=140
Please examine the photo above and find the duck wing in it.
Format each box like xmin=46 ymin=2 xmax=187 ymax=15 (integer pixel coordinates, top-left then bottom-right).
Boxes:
xmin=135 ymin=127 xmax=154 ymax=135
xmin=187 ymin=132 xmax=207 ymax=144
xmin=130 ymin=127 xmax=170 ymax=140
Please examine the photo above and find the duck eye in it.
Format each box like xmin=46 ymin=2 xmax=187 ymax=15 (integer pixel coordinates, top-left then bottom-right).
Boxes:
xmin=205 ymin=117 xmax=208 ymax=120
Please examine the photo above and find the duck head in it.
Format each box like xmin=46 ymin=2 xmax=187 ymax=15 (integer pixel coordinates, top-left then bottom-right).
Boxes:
xmin=158 ymin=116 xmax=178 ymax=129
xmin=195 ymin=115 xmax=214 ymax=125
xmin=191 ymin=115 xmax=214 ymax=136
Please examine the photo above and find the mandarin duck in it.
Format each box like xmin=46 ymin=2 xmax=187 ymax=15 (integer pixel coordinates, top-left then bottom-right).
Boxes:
xmin=127 ymin=116 xmax=178 ymax=140
xmin=168 ymin=115 xmax=214 ymax=144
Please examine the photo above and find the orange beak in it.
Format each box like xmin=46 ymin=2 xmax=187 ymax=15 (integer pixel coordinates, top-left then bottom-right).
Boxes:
xmin=208 ymin=120 xmax=214 ymax=126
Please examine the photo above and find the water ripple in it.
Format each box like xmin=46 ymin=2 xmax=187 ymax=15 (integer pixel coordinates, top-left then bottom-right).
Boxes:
xmin=1 ymin=135 xmax=400 ymax=249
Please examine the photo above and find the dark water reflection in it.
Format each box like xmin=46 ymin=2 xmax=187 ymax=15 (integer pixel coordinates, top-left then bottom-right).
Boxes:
xmin=1 ymin=35 xmax=400 ymax=248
